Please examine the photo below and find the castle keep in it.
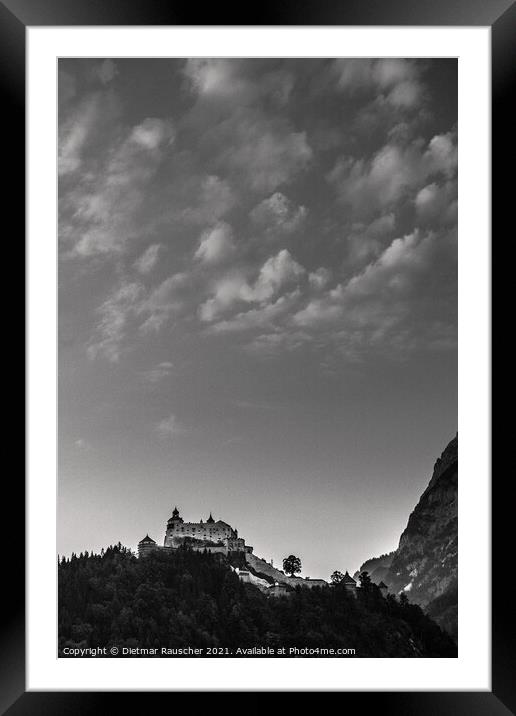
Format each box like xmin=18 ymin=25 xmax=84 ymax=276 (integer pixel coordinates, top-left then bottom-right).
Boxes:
xmin=138 ymin=507 xmax=253 ymax=557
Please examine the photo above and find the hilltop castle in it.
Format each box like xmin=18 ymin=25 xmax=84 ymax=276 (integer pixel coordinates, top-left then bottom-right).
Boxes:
xmin=138 ymin=507 xmax=253 ymax=557
xmin=138 ymin=508 xmax=382 ymax=598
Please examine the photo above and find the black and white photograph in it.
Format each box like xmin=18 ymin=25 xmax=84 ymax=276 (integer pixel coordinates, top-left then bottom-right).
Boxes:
xmin=57 ymin=57 xmax=459 ymax=659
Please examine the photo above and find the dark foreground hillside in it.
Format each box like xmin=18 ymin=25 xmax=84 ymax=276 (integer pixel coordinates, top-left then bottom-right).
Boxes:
xmin=58 ymin=545 xmax=456 ymax=657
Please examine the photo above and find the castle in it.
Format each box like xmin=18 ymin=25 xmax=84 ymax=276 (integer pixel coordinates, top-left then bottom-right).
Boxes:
xmin=138 ymin=507 xmax=253 ymax=557
xmin=138 ymin=508 xmax=385 ymax=598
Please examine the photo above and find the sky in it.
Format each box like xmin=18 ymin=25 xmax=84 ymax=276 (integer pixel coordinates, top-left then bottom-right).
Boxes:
xmin=58 ymin=58 xmax=457 ymax=579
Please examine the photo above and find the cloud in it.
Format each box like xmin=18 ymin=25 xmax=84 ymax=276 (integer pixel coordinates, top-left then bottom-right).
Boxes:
xmin=199 ymin=249 xmax=306 ymax=322
xmin=244 ymin=330 xmax=313 ymax=356
xmin=156 ymin=414 xmax=185 ymax=438
xmin=328 ymin=131 xmax=457 ymax=219
xmin=251 ymin=250 xmax=305 ymax=301
xmin=250 ymin=192 xmax=307 ymax=235
xmin=87 ymin=280 xmax=144 ymax=362
xmin=62 ymin=59 xmax=457 ymax=371
xmin=141 ymin=361 xmax=174 ymax=383
xmin=205 ymin=290 xmax=302 ymax=335
xmin=130 ymin=117 xmax=172 ymax=150
xmin=415 ymin=181 xmax=457 ymax=225
xmin=137 ymin=272 xmax=190 ymax=334
xmin=58 ymin=94 xmax=100 ymax=176
xmin=194 ymin=222 xmax=235 ymax=264
xmin=333 ymin=58 xmax=423 ymax=110
xmin=87 ymin=271 xmax=188 ymax=364
xmin=290 ymin=228 xmax=457 ymax=360
xmin=184 ymin=59 xmax=294 ymax=107
xmin=134 ymin=244 xmax=163 ymax=274
xmin=181 ymin=175 xmax=236 ymax=225
xmin=96 ymin=59 xmax=118 ymax=85
xmin=207 ymin=109 xmax=312 ymax=193
xmin=308 ymin=267 xmax=332 ymax=291
xmin=347 ymin=214 xmax=396 ymax=265
xmin=60 ymin=117 xmax=175 ymax=256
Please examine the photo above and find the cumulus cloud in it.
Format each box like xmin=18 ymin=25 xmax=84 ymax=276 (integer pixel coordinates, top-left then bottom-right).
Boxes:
xmin=134 ymin=244 xmax=163 ymax=274
xmin=205 ymin=291 xmax=302 ymax=335
xmin=59 ymin=94 xmax=100 ymax=176
xmin=347 ymin=214 xmax=396 ymax=264
xmin=181 ymin=175 xmax=236 ymax=225
xmin=334 ymin=58 xmax=423 ymax=110
xmin=60 ymin=59 xmax=457 ymax=368
xmin=209 ymin=110 xmax=312 ymax=193
xmin=308 ymin=267 xmax=332 ymax=290
xmin=328 ymin=132 xmax=457 ymax=218
xmin=184 ymin=59 xmax=294 ymax=107
xmin=199 ymin=249 xmax=306 ymax=322
xmin=184 ymin=59 xmax=245 ymax=98
xmin=194 ymin=222 xmax=235 ymax=264
xmin=290 ymin=228 xmax=457 ymax=360
xmin=415 ymin=180 xmax=457 ymax=225
xmin=250 ymin=192 xmax=307 ymax=235
xmin=95 ymin=59 xmax=118 ymax=85
xmin=60 ymin=117 xmax=174 ymax=256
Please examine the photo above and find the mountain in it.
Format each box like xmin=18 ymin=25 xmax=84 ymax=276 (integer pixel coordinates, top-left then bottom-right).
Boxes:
xmin=356 ymin=434 xmax=458 ymax=641
xmin=58 ymin=544 xmax=456 ymax=657
xmin=353 ymin=552 xmax=395 ymax=585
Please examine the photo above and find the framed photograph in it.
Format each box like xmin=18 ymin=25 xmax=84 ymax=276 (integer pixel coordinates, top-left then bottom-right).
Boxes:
xmin=5 ymin=0 xmax=511 ymax=709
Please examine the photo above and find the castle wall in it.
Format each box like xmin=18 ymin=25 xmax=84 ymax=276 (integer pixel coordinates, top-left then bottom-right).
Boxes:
xmin=190 ymin=544 xmax=227 ymax=555
xmin=164 ymin=521 xmax=235 ymax=548
xmin=139 ymin=513 xmax=250 ymax=557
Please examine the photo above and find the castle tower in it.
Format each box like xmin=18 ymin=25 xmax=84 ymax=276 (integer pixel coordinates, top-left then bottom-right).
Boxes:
xmin=166 ymin=506 xmax=184 ymax=528
xmin=164 ymin=506 xmax=185 ymax=547
xmin=206 ymin=512 xmax=215 ymax=524
xmin=138 ymin=534 xmax=157 ymax=557
xmin=342 ymin=571 xmax=357 ymax=596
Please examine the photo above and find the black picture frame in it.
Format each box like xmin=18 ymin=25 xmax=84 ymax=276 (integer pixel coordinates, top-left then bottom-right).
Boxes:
xmin=4 ymin=0 xmax=511 ymax=710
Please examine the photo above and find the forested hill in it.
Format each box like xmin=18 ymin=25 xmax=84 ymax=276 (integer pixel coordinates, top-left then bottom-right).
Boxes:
xmin=58 ymin=545 xmax=456 ymax=657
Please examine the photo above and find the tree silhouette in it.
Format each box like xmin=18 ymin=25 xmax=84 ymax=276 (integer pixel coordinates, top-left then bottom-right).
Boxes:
xmin=399 ymin=591 xmax=409 ymax=607
xmin=359 ymin=571 xmax=372 ymax=590
xmin=330 ymin=570 xmax=345 ymax=584
xmin=57 ymin=546 xmax=457 ymax=657
xmin=283 ymin=555 xmax=302 ymax=578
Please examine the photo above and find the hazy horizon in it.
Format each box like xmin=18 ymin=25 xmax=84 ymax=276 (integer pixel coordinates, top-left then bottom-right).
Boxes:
xmin=58 ymin=58 xmax=457 ymax=579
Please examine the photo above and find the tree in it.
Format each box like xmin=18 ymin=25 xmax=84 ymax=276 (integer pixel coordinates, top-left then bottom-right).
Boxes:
xmin=399 ymin=591 xmax=409 ymax=607
xmin=359 ymin=571 xmax=372 ymax=590
xmin=283 ymin=555 xmax=302 ymax=578
xmin=330 ymin=570 xmax=345 ymax=585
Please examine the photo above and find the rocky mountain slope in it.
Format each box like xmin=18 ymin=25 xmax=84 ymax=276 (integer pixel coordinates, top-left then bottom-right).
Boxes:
xmin=357 ymin=434 xmax=458 ymax=641
xmin=353 ymin=552 xmax=395 ymax=585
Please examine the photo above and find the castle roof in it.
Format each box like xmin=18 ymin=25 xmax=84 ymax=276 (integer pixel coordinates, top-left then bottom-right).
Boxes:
xmin=139 ymin=534 xmax=156 ymax=544
xmin=206 ymin=512 xmax=215 ymax=523
xmin=378 ymin=581 xmax=388 ymax=589
xmin=342 ymin=571 xmax=357 ymax=584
